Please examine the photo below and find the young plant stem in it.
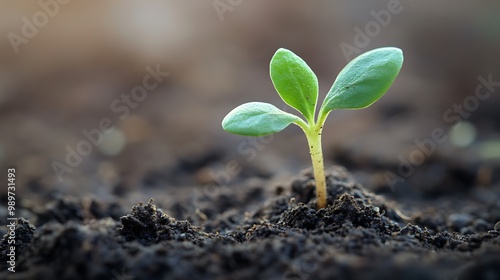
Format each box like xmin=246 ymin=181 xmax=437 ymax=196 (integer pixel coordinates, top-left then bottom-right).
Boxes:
xmin=306 ymin=126 xmax=327 ymax=209
xmin=294 ymin=116 xmax=328 ymax=209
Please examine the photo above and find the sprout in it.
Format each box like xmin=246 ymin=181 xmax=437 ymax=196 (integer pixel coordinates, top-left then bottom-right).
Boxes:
xmin=222 ymin=47 xmax=404 ymax=208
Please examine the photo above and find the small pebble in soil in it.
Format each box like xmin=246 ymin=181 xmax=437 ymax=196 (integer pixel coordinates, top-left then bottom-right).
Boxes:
xmin=449 ymin=121 xmax=476 ymax=147
xmin=448 ymin=213 xmax=473 ymax=229
xmin=472 ymin=219 xmax=490 ymax=232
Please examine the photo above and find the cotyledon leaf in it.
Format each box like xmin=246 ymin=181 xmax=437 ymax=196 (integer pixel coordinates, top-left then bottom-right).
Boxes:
xmin=270 ymin=48 xmax=318 ymax=122
xmin=222 ymin=102 xmax=301 ymax=136
xmin=321 ymin=47 xmax=403 ymax=112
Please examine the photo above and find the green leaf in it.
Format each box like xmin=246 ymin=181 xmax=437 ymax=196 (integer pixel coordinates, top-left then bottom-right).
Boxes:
xmin=222 ymin=102 xmax=301 ymax=136
xmin=321 ymin=47 xmax=403 ymax=112
xmin=270 ymin=48 xmax=318 ymax=122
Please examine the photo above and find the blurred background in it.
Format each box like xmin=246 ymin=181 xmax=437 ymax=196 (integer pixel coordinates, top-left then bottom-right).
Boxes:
xmin=1 ymin=0 xmax=500 ymax=211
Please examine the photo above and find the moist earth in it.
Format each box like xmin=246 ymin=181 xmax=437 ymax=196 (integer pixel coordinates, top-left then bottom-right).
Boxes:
xmin=1 ymin=166 xmax=499 ymax=280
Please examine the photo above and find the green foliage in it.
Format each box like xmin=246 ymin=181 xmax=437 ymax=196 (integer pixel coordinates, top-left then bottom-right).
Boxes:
xmin=320 ymin=47 xmax=403 ymax=113
xmin=223 ymin=47 xmax=403 ymax=135
xmin=221 ymin=47 xmax=404 ymax=208
xmin=221 ymin=102 xmax=300 ymax=136
xmin=270 ymin=48 xmax=318 ymax=122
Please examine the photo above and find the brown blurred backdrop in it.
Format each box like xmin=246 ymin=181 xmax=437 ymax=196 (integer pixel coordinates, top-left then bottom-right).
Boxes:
xmin=1 ymin=0 xmax=500 ymax=205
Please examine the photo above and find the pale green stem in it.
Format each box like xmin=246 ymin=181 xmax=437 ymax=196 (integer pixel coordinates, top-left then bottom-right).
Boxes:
xmin=306 ymin=126 xmax=327 ymax=208
xmin=294 ymin=113 xmax=329 ymax=209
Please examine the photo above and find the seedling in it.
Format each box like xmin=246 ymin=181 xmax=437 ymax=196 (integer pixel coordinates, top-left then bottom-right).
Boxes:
xmin=222 ymin=47 xmax=403 ymax=208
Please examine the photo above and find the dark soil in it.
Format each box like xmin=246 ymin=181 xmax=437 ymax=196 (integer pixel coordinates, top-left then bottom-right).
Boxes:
xmin=2 ymin=2 xmax=500 ymax=279
xmin=1 ymin=166 xmax=499 ymax=280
